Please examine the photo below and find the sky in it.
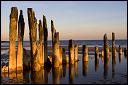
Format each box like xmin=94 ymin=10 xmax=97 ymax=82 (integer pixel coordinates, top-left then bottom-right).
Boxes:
xmin=1 ymin=1 xmax=127 ymax=41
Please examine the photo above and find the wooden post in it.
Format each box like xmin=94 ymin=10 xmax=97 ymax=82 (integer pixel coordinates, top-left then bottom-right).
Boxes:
xmin=17 ymin=10 xmax=25 ymax=71
xmin=51 ymin=20 xmax=56 ymax=48
xmin=82 ymin=45 xmax=88 ymax=62
xmin=9 ymin=7 xmax=18 ymax=73
xmin=38 ymin=20 xmax=44 ymax=67
xmin=59 ymin=46 xmax=62 ymax=64
xmin=69 ymin=39 xmax=75 ymax=64
xmin=95 ymin=46 xmax=99 ymax=72
xmin=27 ymin=8 xmax=40 ymax=71
xmin=74 ymin=44 xmax=78 ymax=62
xmin=104 ymin=34 xmax=110 ymax=63
xmin=43 ymin=15 xmax=48 ymax=64
xmin=53 ymin=32 xmax=60 ymax=67
xmin=103 ymin=34 xmax=110 ymax=79
xmin=112 ymin=32 xmax=116 ymax=64
xmin=101 ymin=47 xmax=104 ymax=62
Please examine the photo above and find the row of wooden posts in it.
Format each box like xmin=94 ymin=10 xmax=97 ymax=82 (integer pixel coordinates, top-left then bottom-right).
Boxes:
xmin=8 ymin=7 xmax=127 ymax=73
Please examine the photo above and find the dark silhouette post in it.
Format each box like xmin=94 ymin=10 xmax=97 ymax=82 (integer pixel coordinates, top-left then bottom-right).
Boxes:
xmin=9 ymin=7 xmax=18 ymax=73
xmin=17 ymin=10 xmax=25 ymax=71
xmin=43 ymin=15 xmax=48 ymax=64
xmin=51 ymin=20 xmax=56 ymax=48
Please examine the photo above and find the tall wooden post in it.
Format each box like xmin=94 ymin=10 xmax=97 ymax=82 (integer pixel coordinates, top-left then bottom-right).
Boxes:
xmin=27 ymin=8 xmax=40 ymax=71
xmin=53 ymin=32 xmax=60 ymax=67
xmin=69 ymin=39 xmax=75 ymax=64
xmin=9 ymin=7 xmax=18 ymax=72
xmin=43 ymin=15 xmax=48 ymax=64
xmin=104 ymin=34 xmax=110 ymax=63
xmin=51 ymin=20 xmax=56 ymax=48
xmin=38 ymin=20 xmax=44 ymax=67
xmin=82 ymin=45 xmax=88 ymax=62
xmin=112 ymin=32 xmax=116 ymax=64
xmin=17 ymin=10 xmax=25 ymax=71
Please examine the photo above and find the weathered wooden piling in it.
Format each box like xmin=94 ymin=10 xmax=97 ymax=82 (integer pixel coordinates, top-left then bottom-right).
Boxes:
xmin=27 ymin=8 xmax=40 ymax=71
xmin=59 ymin=46 xmax=62 ymax=64
xmin=69 ymin=39 xmax=75 ymax=64
xmin=9 ymin=7 xmax=18 ymax=72
xmin=51 ymin=20 xmax=56 ymax=48
xmin=104 ymin=34 xmax=110 ymax=62
xmin=95 ymin=46 xmax=99 ymax=72
xmin=17 ymin=10 xmax=25 ymax=71
xmin=95 ymin=46 xmax=99 ymax=60
xmin=74 ymin=44 xmax=78 ymax=62
xmin=43 ymin=15 xmax=48 ymax=64
xmin=101 ymin=47 xmax=104 ymax=62
xmin=103 ymin=34 xmax=110 ymax=79
xmin=82 ymin=45 xmax=88 ymax=62
xmin=53 ymin=32 xmax=60 ymax=67
xmin=112 ymin=32 xmax=116 ymax=64
xmin=38 ymin=20 xmax=44 ymax=67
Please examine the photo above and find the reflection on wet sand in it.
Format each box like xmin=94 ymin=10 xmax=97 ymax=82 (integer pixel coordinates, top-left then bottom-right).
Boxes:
xmin=112 ymin=61 xmax=116 ymax=79
xmin=52 ymin=67 xmax=60 ymax=84
xmin=95 ymin=58 xmax=99 ymax=72
xmin=23 ymin=70 xmax=31 ymax=83
xmin=16 ymin=70 xmax=23 ymax=83
xmin=119 ymin=52 xmax=122 ymax=63
xmin=82 ymin=61 xmax=88 ymax=77
xmin=75 ymin=62 xmax=78 ymax=77
xmin=31 ymin=68 xmax=48 ymax=84
xmin=63 ymin=64 xmax=69 ymax=78
xmin=69 ymin=64 xmax=75 ymax=84
xmin=104 ymin=57 xmax=110 ymax=79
